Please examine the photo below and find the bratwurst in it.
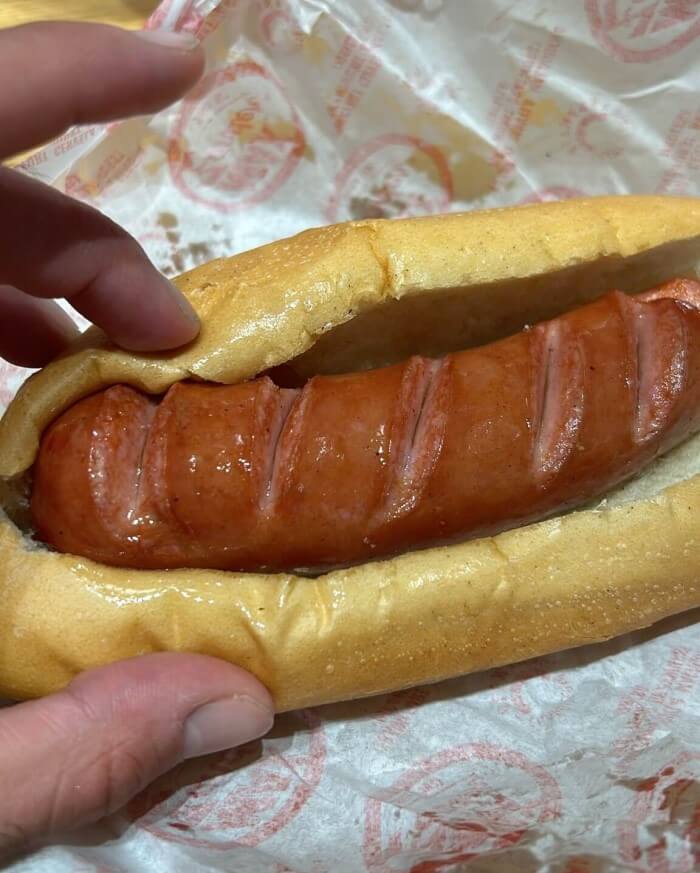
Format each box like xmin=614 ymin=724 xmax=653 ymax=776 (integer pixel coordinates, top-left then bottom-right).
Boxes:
xmin=31 ymin=278 xmax=700 ymax=573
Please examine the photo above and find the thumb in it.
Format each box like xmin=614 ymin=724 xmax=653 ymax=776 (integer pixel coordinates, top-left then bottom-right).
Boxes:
xmin=0 ymin=653 xmax=274 ymax=856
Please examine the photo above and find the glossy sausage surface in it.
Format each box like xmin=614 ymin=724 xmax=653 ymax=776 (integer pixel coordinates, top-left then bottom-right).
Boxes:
xmin=31 ymin=279 xmax=700 ymax=572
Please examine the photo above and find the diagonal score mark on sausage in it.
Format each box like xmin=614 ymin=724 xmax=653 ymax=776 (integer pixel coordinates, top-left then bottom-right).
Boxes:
xmin=127 ymin=396 xmax=157 ymax=533
xmin=255 ymin=377 xmax=294 ymax=514
xmin=530 ymin=320 xmax=584 ymax=484
xmin=381 ymin=356 xmax=449 ymax=522
xmin=86 ymin=387 xmax=162 ymax=541
xmin=143 ymin=384 xmax=203 ymax=539
xmin=258 ymin=378 xmax=304 ymax=516
xmin=641 ymin=301 xmax=687 ymax=444
xmin=618 ymin=291 xmax=688 ymax=445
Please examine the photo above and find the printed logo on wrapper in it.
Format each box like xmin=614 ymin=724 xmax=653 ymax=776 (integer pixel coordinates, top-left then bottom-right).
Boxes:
xmin=326 ymin=134 xmax=452 ymax=223
xmin=611 ymin=647 xmax=700 ymax=774
xmin=146 ymin=0 xmax=204 ymax=34
xmin=586 ymin=0 xmax=700 ymax=63
xmin=258 ymin=0 xmax=304 ymax=53
xmin=559 ymin=99 xmax=633 ymax=161
xmin=487 ymin=660 xmax=573 ymax=724
xmin=64 ymin=147 xmax=144 ymax=207
xmin=169 ymin=60 xmax=306 ymax=213
xmin=604 ymin=647 xmax=700 ymax=870
xmin=617 ymin=753 xmax=700 ymax=872
xmin=488 ymin=29 xmax=563 ymax=150
xmin=374 ymin=687 xmax=432 ymax=751
xmin=128 ymin=710 xmax=325 ymax=849
xmin=363 ymin=743 xmax=561 ymax=872
xmin=656 ymin=107 xmax=700 ymax=196
xmin=326 ymin=9 xmax=391 ymax=134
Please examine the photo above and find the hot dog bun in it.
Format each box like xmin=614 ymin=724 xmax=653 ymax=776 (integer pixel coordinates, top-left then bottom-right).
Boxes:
xmin=2 ymin=195 xmax=700 ymax=710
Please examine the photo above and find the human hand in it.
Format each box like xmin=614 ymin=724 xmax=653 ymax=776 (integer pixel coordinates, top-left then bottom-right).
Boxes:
xmin=0 ymin=654 xmax=274 ymax=857
xmin=0 ymin=21 xmax=207 ymax=365
xmin=0 ymin=23 xmax=275 ymax=857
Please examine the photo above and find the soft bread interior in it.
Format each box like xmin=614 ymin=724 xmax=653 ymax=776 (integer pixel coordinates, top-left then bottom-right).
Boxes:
xmin=290 ymin=236 xmax=700 ymax=376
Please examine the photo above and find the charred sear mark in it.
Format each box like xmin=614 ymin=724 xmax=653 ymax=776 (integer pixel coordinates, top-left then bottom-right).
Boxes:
xmin=531 ymin=320 xmax=584 ymax=483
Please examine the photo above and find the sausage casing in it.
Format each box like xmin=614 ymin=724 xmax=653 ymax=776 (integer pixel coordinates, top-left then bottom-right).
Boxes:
xmin=31 ymin=279 xmax=700 ymax=572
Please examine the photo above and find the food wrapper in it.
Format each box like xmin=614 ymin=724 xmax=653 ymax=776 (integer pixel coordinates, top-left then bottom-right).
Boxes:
xmin=6 ymin=1 xmax=700 ymax=870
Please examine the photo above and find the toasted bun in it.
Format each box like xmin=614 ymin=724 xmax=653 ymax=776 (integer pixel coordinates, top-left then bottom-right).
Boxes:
xmin=2 ymin=195 xmax=700 ymax=710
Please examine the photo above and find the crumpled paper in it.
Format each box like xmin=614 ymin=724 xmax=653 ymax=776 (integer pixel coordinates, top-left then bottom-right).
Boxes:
xmin=6 ymin=1 xmax=700 ymax=870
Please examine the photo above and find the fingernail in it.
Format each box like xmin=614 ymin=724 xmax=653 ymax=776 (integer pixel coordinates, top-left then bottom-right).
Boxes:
xmin=183 ymin=695 xmax=274 ymax=759
xmin=167 ymin=281 xmax=200 ymax=328
xmin=136 ymin=29 xmax=200 ymax=51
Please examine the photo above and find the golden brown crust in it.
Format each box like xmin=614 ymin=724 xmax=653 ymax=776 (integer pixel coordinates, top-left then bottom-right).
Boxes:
xmin=2 ymin=194 xmax=700 ymax=709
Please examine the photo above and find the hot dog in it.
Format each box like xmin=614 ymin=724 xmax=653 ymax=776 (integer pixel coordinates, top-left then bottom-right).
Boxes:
xmin=2 ymin=195 xmax=700 ymax=711
xmin=30 ymin=280 xmax=700 ymax=573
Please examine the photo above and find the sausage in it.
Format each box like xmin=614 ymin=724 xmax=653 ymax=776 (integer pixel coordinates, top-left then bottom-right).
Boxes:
xmin=31 ymin=278 xmax=700 ymax=573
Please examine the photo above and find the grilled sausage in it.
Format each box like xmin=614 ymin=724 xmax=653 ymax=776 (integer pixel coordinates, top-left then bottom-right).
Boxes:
xmin=31 ymin=279 xmax=700 ymax=572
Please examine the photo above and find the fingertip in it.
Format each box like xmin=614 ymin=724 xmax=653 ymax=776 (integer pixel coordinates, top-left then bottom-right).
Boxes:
xmin=68 ymin=652 xmax=276 ymax=757
xmin=134 ymin=29 xmax=200 ymax=52
xmin=106 ymin=295 xmax=200 ymax=352
xmin=130 ymin=26 xmax=206 ymax=92
xmin=183 ymin=695 xmax=275 ymax=759
xmin=117 ymin=280 xmax=201 ymax=352
xmin=126 ymin=23 xmax=206 ymax=104
xmin=68 ymin=652 xmax=275 ymax=720
xmin=0 ymin=654 xmax=275 ymax=850
xmin=0 ymin=22 xmax=207 ymax=160
xmin=0 ymin=170 xmax=200 ymax=355
xmin=70 ymin=263 xmax=201 ymax=354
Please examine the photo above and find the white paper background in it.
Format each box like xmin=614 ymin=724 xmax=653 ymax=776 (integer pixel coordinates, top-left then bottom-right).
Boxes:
xmin=6 ymin=1 xmax=700 ymax=870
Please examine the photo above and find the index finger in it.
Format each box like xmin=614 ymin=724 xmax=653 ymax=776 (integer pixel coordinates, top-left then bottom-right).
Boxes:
xmin=0 ymin=21 xmax=204 ymax=160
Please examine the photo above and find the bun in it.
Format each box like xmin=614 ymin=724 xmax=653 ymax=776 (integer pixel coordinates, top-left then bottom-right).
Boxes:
xmin=2 ymin=195 xmax=700 ymax=710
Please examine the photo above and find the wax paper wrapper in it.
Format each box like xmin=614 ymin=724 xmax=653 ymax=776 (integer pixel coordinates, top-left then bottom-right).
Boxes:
xmin=5 ymin=1 xmax=700 ymax=870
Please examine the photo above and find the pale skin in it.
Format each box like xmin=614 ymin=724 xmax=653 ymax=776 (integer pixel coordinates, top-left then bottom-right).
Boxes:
xmin=0 ymin=21 xmax=274 ymax=857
